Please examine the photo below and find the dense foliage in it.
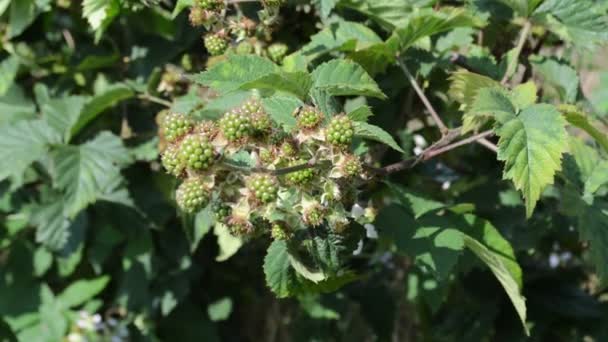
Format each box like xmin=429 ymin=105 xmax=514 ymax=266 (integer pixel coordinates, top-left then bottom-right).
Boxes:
xmin=1 ymin=0 xmax=608 ymax=341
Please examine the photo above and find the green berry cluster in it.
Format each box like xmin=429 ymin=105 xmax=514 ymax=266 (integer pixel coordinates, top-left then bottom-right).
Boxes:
xmin=241 ymin=99 xmax=271 ymax=133
xmin=161 ymin=145 xmax=183 ymax=177
xmin=285 ymin=159 xmax=314 ymax=185
xmin=249 ymin=175 xmax=278 ymax=203
xmin=176 ymin=178 xmax=210 ymax=213
xmin=267 ymin=43 xmax=288 ymax=63
xmin=296 ymin=106 xmax=324 ymax=130
xmin=213 ymin=202 xmax=232 ymax=221
xmin=220 ymin=109 xmax=253 ymax=142
xmin=271 ymin=223 xmax=291 ymax=240
xmin=342 ymin=155 xmax=363 ymax=178
xmin=303 ymin=205 xmax=325 ymax=227
xmin=236 ymin=41 xmax=254 ymax=55
xmin=204 ymin=33 xmax=228 ymax=56
xmin=197 ymin=0 xmax=224 ymax=11
xmin=161 ymin=112 xmax=193 ymax=142
xmin=178 ymin=134 xmax=215 ymax=170
xmin=326 ymin=115 xmax=354 ymax=147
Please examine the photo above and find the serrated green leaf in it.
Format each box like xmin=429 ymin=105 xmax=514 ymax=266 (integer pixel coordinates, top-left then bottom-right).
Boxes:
xmin=577 ymin=200 xmax=608 ymax=285
xmin=32 ymin=200 xmax=88 ymax=254
xmin=301 ymin=20 xmax=383 ymax=61
xmin=193 ymin=55 xmax=279 ymax=94
xmin=465 ymin=87 xmax=515 ymax=132
xmin=40 ymin=96 xmax=87 ymax=143
xmin=347 ymin=105 xmax=373 ymax=122
xmin=214 ymin=223 xmax=243 ymax=262
xmin=261 ymin=95 xmax=301 ymax=131
xmin=338 ymin=0 xmax=436 ymax=31
xmin=387 ymin=183 xmax=445 ymax=218
xmin=310 ymin=88 xmax=341 ymax=117
xmin=0 ymin=56 xmax=19 ymax=95
xmin=565 ymin=137 xmax=608 ymax=197
xmin=8 ymin=0 xmax=42 ymax=38
xmin=0 ymin=85 xmax=37 ymax=126
xmin=532 ymin=0 xmax=608 ymax=50
xmin=311 ymin=59 xmax=386 ymax=99
xmin=318 ymin=0 xmax=338 ymax=19
xmin=529 ymin=55 xmax=578 ymax=103
xmin=0 ymin=120 xmax=60 ymax=182
xmin=240 ymin=71 xmax=312 ymax=99
xmin=449 ymin=69 xmax=501 ymax=108
xmin=264 ymin=240 xmax=298 ymax=298
xmin=354 ymin=122 xmax=404 ymax=152
xmin=51 ymin=132 xmax=132 ymax=217
xmin=462 ymin=234 xmax=529 ymax=335
xmin=172 ymin=0 xmax=193 ymax=18
xmin=82 ymin=0 xmax=120 ymax=42
xmin=58 ymin=276 xmax=110 ymax=308
xmin=386 ymin=8 xmax=482 ymax=55
xmin=495 ymin=104 xmax=568 ymax=217
xmin=498 ymin=0 xmax=543 ymax=17
xmin=560 ymin=105 xmax=608 ymax=153
xmin=510 ymin=81 xmax=537 ymax=109
xmin=72 ymin=83 xmax=134 ymax=137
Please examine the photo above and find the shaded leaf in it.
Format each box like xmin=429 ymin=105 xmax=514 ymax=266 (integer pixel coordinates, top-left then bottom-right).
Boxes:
xmin=311 ymin=59 xmax=386 ymax=99
xmin=353 ymin=122 xmax=404 ymax=152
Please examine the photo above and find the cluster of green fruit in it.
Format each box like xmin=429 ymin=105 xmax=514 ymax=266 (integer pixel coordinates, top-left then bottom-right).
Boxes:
xmin=159 ymin=97 xmax=365 ymax=239
xmin=189 ymin=0 xmax=289 ymax=63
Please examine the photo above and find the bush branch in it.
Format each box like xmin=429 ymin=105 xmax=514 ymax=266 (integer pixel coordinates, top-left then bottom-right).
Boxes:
xmin=138 ymin=93 xmax=172 ymax=108
xmin=501 ymin=20 xmax=532 ymax=85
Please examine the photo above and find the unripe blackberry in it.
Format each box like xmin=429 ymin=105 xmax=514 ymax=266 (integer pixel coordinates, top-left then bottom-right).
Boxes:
xmin=271 ymin=223 xmax=291 ymax=240
xmin=213 ymin=202 xmax=231 ymax=221
xmin=295 ymin=106 xmax=324 ymax=130
xmin=176 ymin=178 xmax=210 ymax=213
xmin=326 ymin=115 xmax=354 ymax=147
xmin=220 ymin=109 xmax=252 ymax=142
xmin=197 ymin=0 xmax=224 ymax=11
xmin=248 ymin=174 xmax=278 ymax=204
xmin=342 ymin=154 xmax=363 ymax=178
xmin=279 ymin=141 xmax=296 ymax=158
xmin=262 ymin=0 xmax=285 ymax=8
xmin=161 ymin=113 xmax=193 ymax=142
xmin=285 ymin=159 xmax=314 ymax=185
xmin=242 ymin=99 xmax=271 ymax=133
xmin=204 ymin=33 xmax=228 ymax=56
xmin=302 ymin=203 xmax=325 ymax=227
xmin=161 ymin=145 xmax=184 ymax=177
xmin=259 ymin=148 xmax=275 ymax=165
xmin=178 ymin=134 xmax=215 ymax=170
xmin=235 ymin=41 xmax=254 ymax=55
xmin=227 ymin=216 xmax=253 ymax=236
xmin=267 ymin=43 xmax=288 ymax=63
xmin=189 ymin=7 xmax=209 ymax=26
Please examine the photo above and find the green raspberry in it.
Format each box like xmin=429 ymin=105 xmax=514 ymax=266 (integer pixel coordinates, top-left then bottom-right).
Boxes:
xmin=248 ymin=175 xmax=278 ymax=204
xmin=342 ymin=154 xmax=363 ymax=178
xmin=295 ymin=106 xmax=324 ymax=130
xmin=161 ymin=112 xmax=193 ymax=142
xmin=326 ymin=115 xmax=354 ymax=147
xmin=267 ymin=43 xmax=288 ymax=63
xmin=178 ymin=134 xmax=215 ymax=170
xmin=212 ymin=202 xmax=231 ymax=221
xmin=285 ymin=159 xmax=314 ymax=185
xmin=176 ymin=178 xmax=210 ymax=213
xmin=235 ymin=41 xmax=254 ymax=55
xmin=220 ymin=109 xmax=252 ymax=142
xmin=204 ymin=33 xmax=228 ymax=56
xmin=161 ymin=144 xmax=184 ymax=177
xmin=241 ymin=98 xmax=271 ymax=133
xmin=271 ymin=223 xmax=291 ymax=240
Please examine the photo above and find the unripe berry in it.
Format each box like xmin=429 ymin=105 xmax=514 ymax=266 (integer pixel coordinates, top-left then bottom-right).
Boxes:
xmin=235 ymin=41 xmax=254 ymax=55
xmin=302 ymin=202 xmax=325 ymax=227
xmin=271 ymin=223 xmax=291 ymax=240
xmin=248 ymin=174 xmax=278 ymax=204
xmin=259 ymin=148 xmax=275 ymax=165
xmin=267 ymin=43 xmax=288 ymax=63
xmin=178 ymin=134 xmax=216 ymax=170
xmin=204 ymin=33 xmax=228 ymax=56
xmin=197 ymin=0 xmax=224 ymax=11
xmin=279 ymin=141 xmax=296 ymax=158
xmin=213 ymin=202 xmax=232 ymax=221
xmin=189 ymin=7 xmax=209 ymax=26
xmin=227 ymin=216 xmax=253 ymax=236
xmin=295 ymin=106 xmax=324 ymax=130
xmin=285 ymin=159 xmax=314 ymax=185
xmin=326 ymin=115 xmax=354 ymax=147
xmin=176 ymin=178 xmax=210 ymax=213
xmin=220 ymin=109 xmax=252 ymax=142
xmin=161 ymin=113 xmax=193 ymax=142
xmin=241 ymin=99 xmax=271 ymax=133
xmin=161 ymin=145 xmax=184 ymax=177
xmin=342 ymin=154 xmax=363 ymax=178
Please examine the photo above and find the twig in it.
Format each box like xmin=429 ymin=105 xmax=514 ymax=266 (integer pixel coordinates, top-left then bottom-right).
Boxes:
xmin=366 ymin=130 xmax=494 ymax=175
xmin=397 ymin=59 xmax=449 ymax=135
xmin=138 ymin=93 xmax=172 ymax=108
xmin=222 ymin=159 xmax=322 ymax=176
xmin=501 ymin=20 xmax=532 ymax=85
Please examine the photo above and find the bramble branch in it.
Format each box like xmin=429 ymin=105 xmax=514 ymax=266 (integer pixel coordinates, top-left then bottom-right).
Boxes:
xmin=138 ymin=93 xmax=172 ymax=108
xmin=501 ymin=20 xmax=532 ymax=85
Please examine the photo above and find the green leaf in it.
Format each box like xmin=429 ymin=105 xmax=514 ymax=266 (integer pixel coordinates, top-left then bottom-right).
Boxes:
xmin=529 ymin=55 xmax=579 ymax=103
xmin=565 ymin=137 xmax=608 ymax=197
xmin=193 ymin=55 xmax=279 ymax=94
xmin=192 ymin=207 xmax=213 ymax=252
xmin=51 ymin=132 xmax=132 ymax=217
xmin=214 ymin=223 xmax=243 ymax=262
xmin=240 ymin=71 xmax=312 ymax=99
xmin=0 ymin=85 xmax=37 ymax=126
xmin=560 ymin=105 xmax=608 ymax=153
xmin=8 ymin=0 xmax=42 ymax=39
xmin=82 ymin=0 xmax=120 ymax=42
xmin=301 ymin=21 xmax=383 ymax=61
xmin=72 ymin=83 xmax=135 ymax=137
xmin=510 ymin=81 xmax=538 ymax=109
xmin=172 ymin=0 xmax=193 ymax=18
xmin=0 ymin=56 xmax=20 ymax=95
xmin=58 ymin=276 xmax=110 ymax=308
xmin=338 ymin=0 xmax=436 ymax=31
xmin=532 ymin=0 xmax=608 ymax=50
xmin=495 ymin=104 xmax=569 ymax=217
xmin=40 ymin=96 xmax=87 ymax=143
xmin=264 ymin=240 xmax=298 ymax=298
xmin=386 ymin=8 xmax=482 ymax=55
xmin=449 ymin=70 xmax=501 ymax=108
xmin=31 ymin=200 xmax=87 ymax=254
xmin=465 ymin=87 xmax=515 ymax=132
xmin=353 ymin=122 xmax=404 ymax=152
xmin=387 ymin=183 xmax=445 ymax=218
xmin=318 ymin=0 xmax=338 ymax=19
xmin=262 ymin=95 xmax=301 ymax=131
xmin=207 ymin=297 xmax=233 ymax=322
xmin=499 ymin=0 xmax=543 ymax=17
xmin=311 ymin=59 xmax=386 ymax=99
xmin=0 ymin=120 xmax=60 ymax=182
xmin=462 ymin=235 xmax=529 ymax=335
xmin=347 ymin=105 xmax=373 ymax=122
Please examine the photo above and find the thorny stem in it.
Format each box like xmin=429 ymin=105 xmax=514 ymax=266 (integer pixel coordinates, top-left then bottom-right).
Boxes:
xmin=138 ymin=93 xmax=172 ymax=107
xmin=501 ymin=20 xmax=532 ymax=85
xmin=222 ymin=159 xmax=324 ymax=176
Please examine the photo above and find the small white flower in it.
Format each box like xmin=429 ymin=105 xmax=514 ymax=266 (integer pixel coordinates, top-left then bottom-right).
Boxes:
xmin=441 ymin=181 xmax=451 ymax=190
xmin=413 ymin=146 xmax=423 ymax=156
xmin=364 ymin=223 xmax=378 ymax=239
xmin=413 ymin=134 xmax=428 ymax=148
xmin=350 ymin=203 xmax=365 ymax=219
xmin=93 ymin=314 xmax=102 ymax=324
